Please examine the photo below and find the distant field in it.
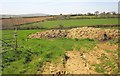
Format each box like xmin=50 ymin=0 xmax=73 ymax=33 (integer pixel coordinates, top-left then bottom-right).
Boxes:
xmin=2 ymin=16 xmax=52 ymax=29
xmin=20 ymin=18 xmax=118 ymax=29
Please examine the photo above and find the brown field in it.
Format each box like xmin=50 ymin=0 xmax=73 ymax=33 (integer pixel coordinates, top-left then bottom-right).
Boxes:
xmin=1 ymin=16 xmax=53 ymax=29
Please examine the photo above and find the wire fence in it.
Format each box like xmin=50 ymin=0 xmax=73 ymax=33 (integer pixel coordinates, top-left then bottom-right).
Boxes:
xmin=1 ymin=16 xmax=51 ymax=53
xmin=1 ymin=27 xmax=17 ymax=54
xmin=1 ymin=16 xmax=18 ymax=54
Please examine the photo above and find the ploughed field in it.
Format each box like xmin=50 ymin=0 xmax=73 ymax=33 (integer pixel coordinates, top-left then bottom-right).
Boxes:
xmin=1 ymin=16 xmax=52 ymax=29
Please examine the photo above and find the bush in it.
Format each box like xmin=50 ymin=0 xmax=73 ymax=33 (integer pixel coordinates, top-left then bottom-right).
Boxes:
xmin=59 ymin=24 xmax=64 ymax=29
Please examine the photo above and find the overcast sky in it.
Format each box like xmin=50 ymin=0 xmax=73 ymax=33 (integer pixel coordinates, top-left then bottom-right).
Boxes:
xmin=0 ymin=0 xmax=119 ymax=15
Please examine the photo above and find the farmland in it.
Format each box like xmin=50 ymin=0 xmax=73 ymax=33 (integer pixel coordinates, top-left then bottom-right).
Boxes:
xmin=1 ymin=16 xmax=53 ymax=29
xmin=1 ymin=0 xmax=120 ymax=74
xmin=1 ymin=16 xmax=119 ymax=74
xmin=20 ymin=18 xmax=118 ymax=29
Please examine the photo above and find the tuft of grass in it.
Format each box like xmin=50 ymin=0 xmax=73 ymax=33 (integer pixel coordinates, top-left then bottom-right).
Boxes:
xmin=94 ymin=64 xmax=106 ymax=73
xmin=105 ymin=50 xmax=111 ymax=53
xmin=109 ymin=38 xmax=119 ymax=45
xmin=99 ymin=53 xmax=107 ymax=61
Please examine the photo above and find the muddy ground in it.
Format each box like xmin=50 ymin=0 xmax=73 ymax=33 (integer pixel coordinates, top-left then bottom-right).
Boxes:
xmin=37 ymin=42 xmax=118 ymax=74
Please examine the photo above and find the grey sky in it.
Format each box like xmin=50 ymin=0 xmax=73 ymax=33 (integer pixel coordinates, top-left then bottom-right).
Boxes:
xmin=0 ymin=0 xmax=119 ymax=15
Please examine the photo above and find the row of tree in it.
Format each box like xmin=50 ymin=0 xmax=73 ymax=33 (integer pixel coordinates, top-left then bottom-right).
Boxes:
xmin=59 ymin=11 xmax=118 ymax=16
xmin=93 ymin=11 xmax=117 ymax=16
xmin=52 ymin=11 xmax=118 ymax=20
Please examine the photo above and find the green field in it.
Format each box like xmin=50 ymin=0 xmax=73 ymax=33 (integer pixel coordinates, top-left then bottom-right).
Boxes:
xmin=1 ymin=18 xmax=119 ymax=74
xmin=2 ymin=30 xmax=97 ymax=74
xmin=20 ymin=18 xmax=118 ymax=29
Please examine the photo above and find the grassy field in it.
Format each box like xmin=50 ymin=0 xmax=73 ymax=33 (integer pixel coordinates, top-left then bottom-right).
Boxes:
xmin=20 ymin=18 xmax=118 ymax=29
xmin=2 ymin=30 xmax=97 ymax=74
xmin=1 ymin=18 xmax=119 ymax=74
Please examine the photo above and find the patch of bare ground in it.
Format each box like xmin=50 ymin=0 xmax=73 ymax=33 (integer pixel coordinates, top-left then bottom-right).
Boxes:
xmin=37 ymin=58 xmax=65 ymax=74
xmin=37 ymin=42 xmax=118 ymax=74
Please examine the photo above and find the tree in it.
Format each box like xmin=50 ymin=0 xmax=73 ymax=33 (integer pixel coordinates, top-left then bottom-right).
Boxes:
xmin=60 ymin=13 xmax=62 ymax=15
xmin=106 ymin=12 xmax=111 ymax=15
xmin=95 ymin=11 xmax=99 ymax=15
xmin=95 ymin=11 xmax=99 ymax=17
xmin=87 ymin=12 xmax=94 ymax=16
xmin=106 ymin=12 xmax=111 ymax=17
xmin=100 ymin=12 xmax=106 ymax=18
xmin=112 ymin=11 xmax=116 ymax=15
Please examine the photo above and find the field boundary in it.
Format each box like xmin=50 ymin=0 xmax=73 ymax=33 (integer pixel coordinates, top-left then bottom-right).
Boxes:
xmin=16 ymin=24 xmax=120 ymax=30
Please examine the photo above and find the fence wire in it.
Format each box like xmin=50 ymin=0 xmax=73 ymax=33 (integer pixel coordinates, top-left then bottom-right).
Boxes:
xmin=1 ymin=28 xmax=17 ymax=54
xmin=1 ymin=17 xmax=19 ymax=54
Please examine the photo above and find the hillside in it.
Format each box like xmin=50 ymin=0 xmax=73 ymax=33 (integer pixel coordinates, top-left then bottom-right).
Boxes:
xmin=0 ymin=13 xmax=49 ymax=18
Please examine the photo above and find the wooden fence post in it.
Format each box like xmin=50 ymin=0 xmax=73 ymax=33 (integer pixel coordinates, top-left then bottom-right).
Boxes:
xmin=14 ymin=27 xmax=18 ymax=51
